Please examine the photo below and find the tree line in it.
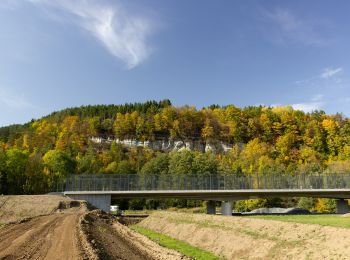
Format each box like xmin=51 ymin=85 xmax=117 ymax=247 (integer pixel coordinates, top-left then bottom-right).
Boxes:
xmin=1 ymin=100 xmax=350 ymax=211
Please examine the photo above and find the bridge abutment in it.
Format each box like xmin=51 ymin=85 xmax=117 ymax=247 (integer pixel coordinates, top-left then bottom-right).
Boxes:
xmin=336 ymin=199 xmax=349 ymax=214
xmin=206 ymin=200 xmax=216 ymax=214
xmin=221 ymin=201 xmax=232 ymax=216
xmin=66 ymin=194 xmax=111 ymax=213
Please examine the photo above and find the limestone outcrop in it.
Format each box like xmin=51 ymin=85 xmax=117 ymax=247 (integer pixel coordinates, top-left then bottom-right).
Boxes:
xmin=90 ymin=137 xmax=232 ymax=153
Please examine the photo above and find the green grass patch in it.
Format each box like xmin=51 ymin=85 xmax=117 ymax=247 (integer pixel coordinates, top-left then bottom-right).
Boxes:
xmin=131 ymin=225 xmax=222 ymax=260
xmin=123 ymin=209 xmax=154 ymax=215
xmin=250 ymin=214 xmax=350 ymax=229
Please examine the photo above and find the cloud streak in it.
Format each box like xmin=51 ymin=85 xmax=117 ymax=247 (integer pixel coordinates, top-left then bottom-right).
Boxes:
xmin=320 ymin=67 xmax=343 ymax=79
xmin=292 ymin=102 xmax=321 ymax=113
xmin=262 ymin=8 xmax=330 ymax=46
xmin=291 ymin=94 xmax=324 ymax=113
xmin=28 ymin=0 xmax=156 ymax=69
xmin=0 ymin=87 xmax=33 ymax=110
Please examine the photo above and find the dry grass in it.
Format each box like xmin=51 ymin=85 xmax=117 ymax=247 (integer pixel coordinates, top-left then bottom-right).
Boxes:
xmin=138 ymin=211 xmax=350 ymax=259
xmin=0 ymin=195 xmax=71 ymax=224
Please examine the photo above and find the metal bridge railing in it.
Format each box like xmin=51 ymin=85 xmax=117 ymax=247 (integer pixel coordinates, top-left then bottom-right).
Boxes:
xmin=57 ymin=173 xmax=350 ymax=192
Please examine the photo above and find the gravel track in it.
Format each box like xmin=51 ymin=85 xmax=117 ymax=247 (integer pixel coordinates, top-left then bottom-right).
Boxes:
xmin=0 ymin=196 xmax=188 ymax=260
xmin=0 ymin=213 xmax=81 ymax=260
xmin=81 ymin=210 xmax=189 ymax=260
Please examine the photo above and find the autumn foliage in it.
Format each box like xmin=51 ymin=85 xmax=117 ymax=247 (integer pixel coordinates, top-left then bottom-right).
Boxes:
xmin=1 ymin=100 xmax=350 ymax=204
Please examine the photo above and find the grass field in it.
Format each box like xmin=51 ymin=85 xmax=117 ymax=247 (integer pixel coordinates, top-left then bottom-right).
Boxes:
xmin=251 ymin=214 xmax=350 ymax=229
xmin=131 ymin=225 xmax=222 ymax=260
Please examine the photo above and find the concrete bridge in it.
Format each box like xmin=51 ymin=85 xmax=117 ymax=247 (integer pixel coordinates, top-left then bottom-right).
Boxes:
xmin=61 ymin=174 xmax=350 ymax=215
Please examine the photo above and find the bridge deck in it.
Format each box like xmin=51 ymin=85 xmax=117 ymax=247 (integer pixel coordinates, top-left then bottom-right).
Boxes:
xmin=64 ymin=189 xmax=350 ymax=200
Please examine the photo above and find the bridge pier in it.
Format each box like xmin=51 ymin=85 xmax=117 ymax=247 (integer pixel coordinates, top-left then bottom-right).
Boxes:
xmin=336 ymin=199 xmax=349 ymax=214
xmin=66 ymin=194 xmax=111 ymax=213
xmin=221 ymin=201 xmax=232 ymax=216
xmin=206 ymin=200 xmax=216 ymax=215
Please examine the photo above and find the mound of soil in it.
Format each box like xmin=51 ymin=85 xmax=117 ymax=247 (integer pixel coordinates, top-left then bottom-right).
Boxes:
xmin=0 ymin=195 xmax=189 ymax=260
xmin=0 ymin=195 xmax=73 ymax=224
xmin=0 ymin=196 xmax=87 ymax=259
xmin=82 ymin=210 xmax=189 ymax=260
xmin=138 ymin=211 xmax=350 ymax=259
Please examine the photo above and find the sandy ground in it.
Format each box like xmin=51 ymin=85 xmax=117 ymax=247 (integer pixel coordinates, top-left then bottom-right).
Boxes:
xmin=138 ymin=211 xmax=350 ymax=260
xmin=0 ymin=195 xmax=73 ymax=224
xmin=0 ymin=195 xmax=85 ymax=260
xmin=82 ymin=210 xmax=189 ymax=260
xmin=0 ymin=212 xmax=82 ymax=260
xmin=0 ymin=196 xmax=188 ymax=260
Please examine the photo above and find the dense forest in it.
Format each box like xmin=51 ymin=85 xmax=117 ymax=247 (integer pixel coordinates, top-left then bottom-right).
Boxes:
xmin=1 ymin=99 xmax=350 ymax=212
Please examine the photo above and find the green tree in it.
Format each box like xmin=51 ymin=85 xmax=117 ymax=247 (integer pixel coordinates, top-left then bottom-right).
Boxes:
xmin=141 ymin=153 xmax=170 ymax=175
xmin=192 ymin=152 xmax=218 ymax=174
xmin=168 ymin=150 xmax=195 ymax=175
xmin=77 ymin=147 xmax=103 ymax=174
xmin=115 ymin=160 xmax=136 ymax=174
xmin=5 ymin=148 xmax=29 ymax=194
xmin=43 ymin=150 xmax=76 ymax=188
xmin=24 ymin=150 xmax=47 ymax=194
xmin=0 ymin=144 xmax=7 ymax=194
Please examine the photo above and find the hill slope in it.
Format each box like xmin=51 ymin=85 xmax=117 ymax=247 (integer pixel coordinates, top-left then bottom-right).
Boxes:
xmin=0 ymin=100 xmax=350 ymax=201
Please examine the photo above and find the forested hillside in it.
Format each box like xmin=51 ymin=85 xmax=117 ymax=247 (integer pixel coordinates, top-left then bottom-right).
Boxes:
xmin=1 ymin=99 xmax=350 ymax=202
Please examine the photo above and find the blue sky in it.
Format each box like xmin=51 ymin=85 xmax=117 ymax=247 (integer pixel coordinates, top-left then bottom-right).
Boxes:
xmin=1 ymin=0 xmax=350 ymax=126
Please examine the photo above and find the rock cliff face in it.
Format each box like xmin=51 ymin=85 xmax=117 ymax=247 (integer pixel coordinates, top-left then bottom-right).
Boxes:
xmin=90 ymin=137 xmax=232 ymax=153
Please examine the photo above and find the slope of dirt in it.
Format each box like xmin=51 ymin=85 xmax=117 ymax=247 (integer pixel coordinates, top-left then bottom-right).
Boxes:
xmin=0 ymin=196 xmax=190 ymax=260
xmin=0 ymin=195 xmax=99 ymax=260
xmin=138 ymin=211 xmax=350 ymax=259
xmin=0 ymin=212 xmax=83 ymax=260
xmin=82 ymin=210 xmax=190 ymax=260
xmin=0 ymin=195 xmax=72 ymax=224
xmin=0 ymin=195 xmax=88 ymax=260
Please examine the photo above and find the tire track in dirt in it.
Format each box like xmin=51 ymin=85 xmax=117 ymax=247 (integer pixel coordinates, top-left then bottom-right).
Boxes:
xmin=0 ymin=213 xmax=82 ymax=260
xmin=82 ymin=210 xmax=190 ymax=260
xmin=0 ymin=196 xmax=189 ymax=260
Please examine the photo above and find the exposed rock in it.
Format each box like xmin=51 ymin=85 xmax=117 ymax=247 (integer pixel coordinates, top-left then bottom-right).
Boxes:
xmin=89 ymin=137 xmax=232 ymax=153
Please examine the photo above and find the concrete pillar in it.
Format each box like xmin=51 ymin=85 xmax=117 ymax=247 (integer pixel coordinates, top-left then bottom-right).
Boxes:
xmin=66 ymin=194 xmax=111 ymax=213
xmin=221 ymin=201 xmax=232 ymax=216
xmin=206 ymin=200 xmax=216 ymax=215
xmin=336 ymin=199 xmax=350 ymax=214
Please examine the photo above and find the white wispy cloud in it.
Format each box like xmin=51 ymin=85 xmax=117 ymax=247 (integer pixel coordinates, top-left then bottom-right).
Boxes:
xmin=291 ymin=95 xmax=324 ymax=113
xmin=27 ymin=0 xmax=156 ymax=69
xmin=262 ymin=8 xmax=330 ymax=46
xmin=295 ymin=67 xmax=344 ymax=89
xmin=291 ymin=103 xmax=321 ymax=113
xmin=320 ymin=67 xmax=343 ymax=79
xmin=0 ymin=87 xmax=33 ymax=110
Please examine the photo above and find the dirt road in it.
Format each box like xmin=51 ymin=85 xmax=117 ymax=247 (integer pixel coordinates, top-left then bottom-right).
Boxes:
xmin=0 ymin=212 xmax=82 ymax=260
xmin=86 ymin=212 xmax=152 ymax=260
xmin=0 ymin=196 xmax=187 ymax=260
xmin=81 ymin=210 xmax=189 ymax=260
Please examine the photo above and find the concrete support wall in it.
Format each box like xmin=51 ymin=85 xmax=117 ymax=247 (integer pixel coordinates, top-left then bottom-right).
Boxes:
xmin=67 ymin=194 xmax=111 ymax=213
xmin=221 ymin=201 xmax=232 ymax=216
xmin=336 ymin=199 xmax=349 ymax=214
xmin=206 ymin=200 xmax=216 ymax=215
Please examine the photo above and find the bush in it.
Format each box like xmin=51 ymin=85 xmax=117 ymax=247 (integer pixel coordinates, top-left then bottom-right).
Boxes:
xmin=297 ymin=197 xmax=316 ymax=211
xmin=234 ymin=198 xmax=283 ymax=212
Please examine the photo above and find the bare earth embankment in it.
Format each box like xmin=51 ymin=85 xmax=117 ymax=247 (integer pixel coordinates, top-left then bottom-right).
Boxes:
xmin=0 ymin=195 xmax=86 ymax=259
xmin=138 ymin=211 xmax=350 ymax=259
xmin=0 ymin=195 xmax=187 ymax=260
